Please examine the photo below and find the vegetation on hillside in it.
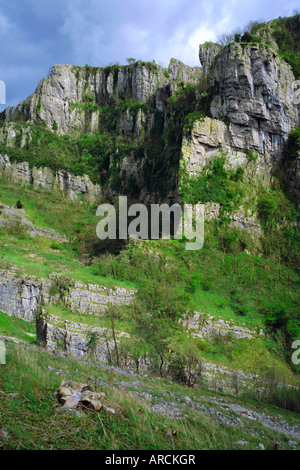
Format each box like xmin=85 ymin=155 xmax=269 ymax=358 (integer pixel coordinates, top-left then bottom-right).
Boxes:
xmin=1 ymin=341 xmax=299 ymax=450
xmin=217 ymin=13 xmax=300 ymax=78
xmin=0 ymin=178 xmax=299 ymax=386
xmin=0 ymin=13 xmax=299 ymax=451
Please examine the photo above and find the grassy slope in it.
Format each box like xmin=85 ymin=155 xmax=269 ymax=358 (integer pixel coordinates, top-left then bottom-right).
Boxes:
xmin=0 ymin=178 xmax=137 ymax=289
xmin=0 ymin=178 xmax=299 ymax=385
xmin=0 ymin=17 xmax=299 ymax=447
xmin=0 ymin=312 xmax=36 ymax=343
xmin=0 ymin=340 xmax=299 ymax=450
xmin=258 ymin=14 xmax=300 ymax=78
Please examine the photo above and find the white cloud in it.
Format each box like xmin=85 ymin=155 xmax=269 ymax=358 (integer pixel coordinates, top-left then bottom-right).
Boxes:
xmin=0 ymin=12 xmax=12 ymax=37
xmin=2 ymin=0 xmax=300 ymax=107
xmin=59 ymin=0 xmax=244 ymax=67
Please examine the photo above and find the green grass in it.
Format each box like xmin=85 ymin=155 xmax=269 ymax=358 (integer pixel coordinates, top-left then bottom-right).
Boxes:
xmin=0 ymin=178 xmax=98 ymax=237
xmin=188 ymin=289 xmax=264 ymax=329
xmin=0 ymin=125 xmax=125 ymax=186
xmin=0 ymin=234 xmax=137 ymax=290
xmin=0 ymin=343 xmax=231 ymax=450
xmin=0 ymin=179 xmax=137 ymax=289
xmin=0 ymin=341 xmax=299 ymax=450
xmin=0 ymin=176 xmax=299 ymax=383
xmin=0 ymin=312 xmax=37 ymax=343
xmin=42 ymin=303 xmax=134 ymax=334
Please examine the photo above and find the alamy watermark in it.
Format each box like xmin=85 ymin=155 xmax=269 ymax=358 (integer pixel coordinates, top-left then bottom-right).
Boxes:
xmin=96 ymin=196 xmax=204 ymax=250
xmin=292 ymin=80 xmax=300 ymax=105
xmin=292 ymin=340 xmax=300 ymax=365
xmin=0 ymin=80 xmax=6 ymax=105
xmin=0 ymin=340 xmax=6 ymax=365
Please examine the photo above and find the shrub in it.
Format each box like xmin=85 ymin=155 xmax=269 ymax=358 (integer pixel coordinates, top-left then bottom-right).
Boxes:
xmin=86 ymin=331 xmax=100 ymax=353
xmin=50 ymin=242 xmax=63 ymax=250
xmin=49 ymin=275 xmax=73 ymax=301
xmin=126 ymin=58 xmax=136 ymax=65
xmin=247 ymin=149 xmax=258 ymax=162
xmin=260 ymin=300 xmax=300 ymax=348
xmin=286 ymin=127 xmax=300 ymax=159
xmin=180 ymin=156 xmax=244 ymax=215
xmin=241 ymin=32 xmax=252 ymax=43
xmin=6 ymin=222 xmax=27 ymax=239
xmin=183 ymin=111 xmax=205 ymax=134
xmin=243 ymin=366 xmax=300 ymax=413
xmin=168 ymin=351 xmax=203 ymax=387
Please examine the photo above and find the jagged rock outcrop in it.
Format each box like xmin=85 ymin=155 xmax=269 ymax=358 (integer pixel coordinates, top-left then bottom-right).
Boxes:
xmin=255 ymin=21 xmax=280 ymax=51
xmin=209 ymin=43 xmax=298 ymax=157
xmin=36 ymin=313 xmax=125 ymax=362
xmin=1 ymin=41 xmax=299 ymax=225
xmin=0 ymin=201 xmax=68 ymax=242
xmin=180 ymin=312 xmax=264 ymax=340
xmin=36 ymin=311 xmax=275 ymax=395
xmin=65 ymin=280 xmax=135 ymax=315
xmin=3 ymin=60 xmax=202 ymax=136
xmin=199 ymin=42 xmax=222 ymax=75
xmin=182 ymin=116 xmax=272 ymax=180
xmin=0 ymin=154 xmax=101 ymax=202
xmin=0 ymin=59 xmax=202 ymax=205
xmin=181 ymin=43 xmax=299 ymax=195
xmin=0 ymin=270 xmax=135 ymax=322
xmin=36 ymin=313 xmax=151 ymax=371
xmin=203 ymin=200 xmax=262 ymax=236
xmin=0 ymin=270 xmax=47 ymax=321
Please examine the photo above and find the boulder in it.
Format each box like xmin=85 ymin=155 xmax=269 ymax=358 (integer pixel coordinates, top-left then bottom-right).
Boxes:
xmin=79 ymin=391 xmax=106 ymax=411
xmin=57 ymin=380 xmax=91 ymax=404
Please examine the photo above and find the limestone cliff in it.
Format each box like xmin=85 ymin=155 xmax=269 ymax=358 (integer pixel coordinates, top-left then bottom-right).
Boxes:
xmin=0 ymin=153 xmax=101 ymax=202
xmin=3 ymin=59 xmax=202 ymax=136
xmin=198 ymin=42 xmax=222 ymax=76
xmin=0 ymin=270 xmax=135 ymax=322
xmin=0 ymin=33 xmax=299 ymax=219
xmin=209 ymin=43 xmax=298 ymax=153
xmin=181 ymin=42 xmax=299 ymax=209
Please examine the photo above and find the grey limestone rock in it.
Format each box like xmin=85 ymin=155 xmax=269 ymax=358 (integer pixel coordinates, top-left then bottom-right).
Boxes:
xmin=199 ymin=42 xmax=222 ymax=75
xmin=0 ymin=153 xmax=101 ymax=202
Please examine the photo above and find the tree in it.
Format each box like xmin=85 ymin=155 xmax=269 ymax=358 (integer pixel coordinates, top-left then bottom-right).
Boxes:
xmin=217 ymin=33 xmax=234 ymax=46
xmin=241 ymin=32 xmax=252 ymax=43
xmin=104 ymin=303 xmax=121 ymax=366
xmin=126 ymin=58 xmax=136 ymax=65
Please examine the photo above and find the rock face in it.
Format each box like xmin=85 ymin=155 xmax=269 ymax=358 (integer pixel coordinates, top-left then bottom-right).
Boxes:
xmin=209 ymin=43 xmax=298 ymax=156
xmin=65 ymin=281 xmax=135 ymax=315
xmin=3 ymin=60 xmax=202 ymax=136
xmin=199 ymin=42 xmax=222 ymax=75
xmin=181 ymin=43 xmax=299 ymax=211
xmin=0 ymin=270 xmax=135 ymax=322
xmin=180 ymin=312 xmax=264 ymax=340
xmin=36 ymin=313 xmax=151 ymax=372
xmin=0 ymin=59 xmax=202 ymax=205
xmin=37 ymin=310 xmax=277 ymax=396
xmin=182 ymin=116 xmax=272 ymax=180
xmin=0 ymin=154 xmax=101 ymax=202
xmin=1 ymin=42 xmax=299 ymax=220
xmin=255 ymin=20 xmax=280 ymax=52
xmin=36 ymin=314 xmax=130 ymax=364
xmin=0 ymin=271 xmax=46 ymax=321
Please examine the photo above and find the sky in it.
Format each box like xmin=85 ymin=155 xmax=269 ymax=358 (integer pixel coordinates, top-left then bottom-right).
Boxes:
xmin=0 ymin=0 xmax=299 ymax=109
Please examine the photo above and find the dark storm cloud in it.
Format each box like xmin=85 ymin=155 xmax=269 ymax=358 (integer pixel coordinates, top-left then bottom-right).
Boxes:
xmin=1 ymin=0 xmax=299 ymax=108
